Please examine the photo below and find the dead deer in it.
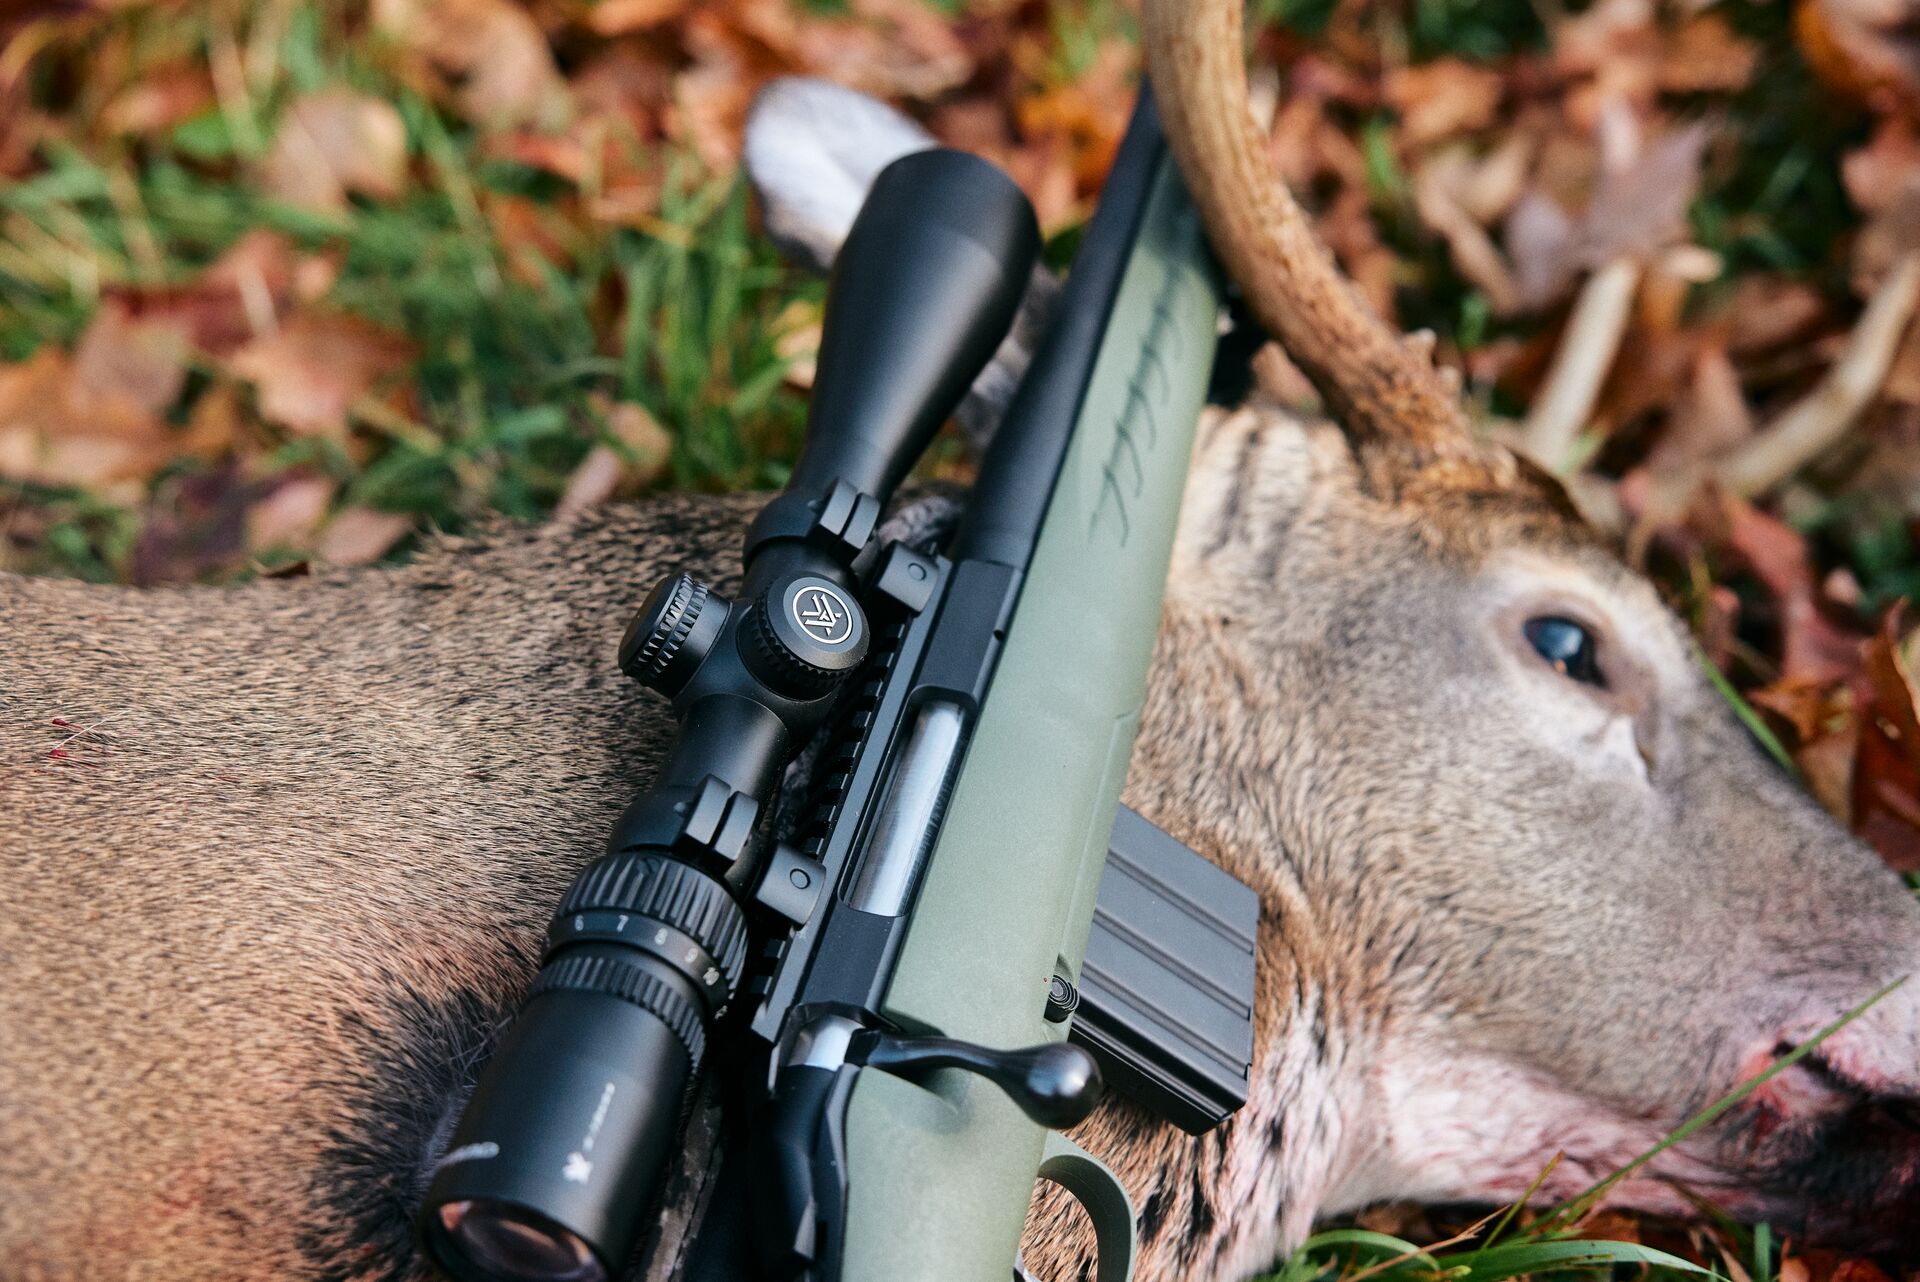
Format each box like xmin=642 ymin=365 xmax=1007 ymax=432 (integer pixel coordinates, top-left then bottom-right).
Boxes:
xmin=5 ymin=1 xmax=1920 ymax=1278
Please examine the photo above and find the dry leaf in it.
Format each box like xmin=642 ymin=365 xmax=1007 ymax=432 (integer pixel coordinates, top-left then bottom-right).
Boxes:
xmin=373 ymin=0 xmax=568 ymax=128
xmin=227 ymin=312 xmax=415 ymax=439
xmin=1386 ymin=58 xmax=1506 ymax=146
xmin=317 ymin=507 xmax=413 ymax=564
xmin=71 ymin=299 xmax=190 ymax=417
xmin=588 ymin=0 xmax=691 ymax=36
xmin=552 ymin=401 xmax=673 ymax=519
xmin=262 ymin=89 xmax=409 ymax=213
xmin=554 ymin=445 xmax=626 ymax=519
xmin=112 ymin=231 xmax=336 ymax=356
xmin=1583 ymin=123 xmax=1710 ymax=266
xmin=248 ymin=474 xmax=337 ymax=551
xmin=1659 ymin=13 xmax=1761 ymax=94
xmin=98 ymin=63 xmax=214 ymax=137
xmin=1649 ymin=344 xmax=1753 ymax=473
xmin=1798 ymin=0 xmax=1920 ymax=112
xmin=0 ymin=348 xmax=174 ymax=494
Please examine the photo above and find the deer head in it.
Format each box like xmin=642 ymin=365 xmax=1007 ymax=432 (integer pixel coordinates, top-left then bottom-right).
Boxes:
xmin=1025 ymin=2 xmax=1920 ymax=1276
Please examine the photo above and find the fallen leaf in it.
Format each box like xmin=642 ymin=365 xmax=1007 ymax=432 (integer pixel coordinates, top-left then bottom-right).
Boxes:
xmin=1386 ymin=58 xmax=1506 ymax=146
xmin=0 ymin=348 xmax=174 ymax=494
xmin=112 ymin=231 xmax=335 ymax=356
xmin=317 ymin=507 xmax=413 ymax=564
xmin=587 ymin=0 xmax=691 ymax=36
xmin=1659 ymin=12 xmax=1761 ymax=94
xmin=1723 ymin=497 xmax=1867 ymax=683
xmin=98 ymin=62 xmax=214 ymax=137
xmin=1724 ymin=276 xmax=1831 ymax=356
xmin=1583 ymin=122 xmax=1710 ymax=267
xmin=227 ymin=312 xmax=415 ymax=439
xmin=247 ymin=474 xmax=336 ymax=551
xmin=261 ymin=89 xmax=409 ymax=213
xmin=71 ymin=298 xmax=190 ymax=417
xmin=553 ymin=445 xmax=625 ymax=518
xmin=373 ymin=0 xmax=568 ymax=129
xmin=1798 ymin=0 xmax=1920 ymax=113
xmin=1648 ymin=343 xmax=1753 ymax=472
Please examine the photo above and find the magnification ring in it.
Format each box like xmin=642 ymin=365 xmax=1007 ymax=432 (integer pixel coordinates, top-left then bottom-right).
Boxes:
xmin=556 ymin=853 xmax=748 ymax=992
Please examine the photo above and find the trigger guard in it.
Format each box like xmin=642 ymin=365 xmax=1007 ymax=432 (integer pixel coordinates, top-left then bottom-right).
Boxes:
xmin=1033 ymin=1131 xmax=1136 ymax=1282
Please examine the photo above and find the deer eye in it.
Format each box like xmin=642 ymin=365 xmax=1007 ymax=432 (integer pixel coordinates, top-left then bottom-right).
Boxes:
xmin=1523 ymin=616 xmax=1604 ymax=687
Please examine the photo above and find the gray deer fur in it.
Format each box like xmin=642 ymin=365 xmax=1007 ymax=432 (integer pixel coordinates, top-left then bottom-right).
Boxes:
xmin=4 ymin=78 xmax=1919 ymax=1282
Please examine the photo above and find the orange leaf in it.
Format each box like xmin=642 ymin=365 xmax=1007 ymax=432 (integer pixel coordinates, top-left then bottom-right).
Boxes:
xmin=226 ymin=313 xmax=415 ymax=440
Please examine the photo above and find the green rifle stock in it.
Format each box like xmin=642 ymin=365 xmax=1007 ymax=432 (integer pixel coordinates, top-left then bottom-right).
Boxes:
xmin=836 ymin=106 xmax=1222 ymax=1282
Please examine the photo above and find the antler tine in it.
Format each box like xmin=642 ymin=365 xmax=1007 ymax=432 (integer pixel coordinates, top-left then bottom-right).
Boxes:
xmin=1142 ymin=0 xmax=1477 ymax=459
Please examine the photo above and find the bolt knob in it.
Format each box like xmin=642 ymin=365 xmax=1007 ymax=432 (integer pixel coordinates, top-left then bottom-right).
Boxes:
xmin=621 ymin=573 xmax=723 ymax=697
xmin=743 ymin=575 xmax=869 ymax=700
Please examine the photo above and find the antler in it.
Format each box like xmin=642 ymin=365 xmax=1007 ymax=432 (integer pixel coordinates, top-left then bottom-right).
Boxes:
xmin=1142 ymin=0 xmax=1476 ymax=459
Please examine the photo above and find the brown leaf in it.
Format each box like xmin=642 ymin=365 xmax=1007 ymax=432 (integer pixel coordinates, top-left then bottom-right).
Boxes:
xmin=1724 ymin=276 xmax=1831 ymax=356
xmin=1797 ymin=721 xmax=1859 ymax=823
xmin=1658 ymin=13 xmax=1761 ymax=94
xmin=373 ymin=0 xmax=568 ymax=129
xmin=247 ymin=474 xmax=337 ymax=552
xmin=71 ymin=299 xmax=190 ymax=417
xmin=553 ymin=445 xmax=626 ymax=519
xmin=1724 ymin=497 xmax=1867 ymax=683
xmin=262 ymin=89 xmax=409 ymax=213
xmin=1798 ymin=0 xmax=1920 ymax=113
xmin=98 ymin=63 xmax=214 ymax=137
xmin=1582 ymin=122 xmax=1710 ymax=266
xmin=587 ymin=0 xmax=691 ymax=36
xmin=0 ymin=348 xmax=173 ymax=494
xmin=227 ymin=312 xmax=415 ymax=440
xmin=1506 ymin=190 xmax=1581 ymax=310
xmin=112 ymin=231 xmax=335 ymax=357
xmin=553 ymin=397 xmax=675 ymax=519
xmin=1386 ymin=58 xmax=1505 ymax=146
xmin=1649 ymin=343 xmax=1753 ymax=472
xmin=317 ymin=507 xmax=413 ymax=565
xmin=795 ymin=0 xmax=975 ymax=102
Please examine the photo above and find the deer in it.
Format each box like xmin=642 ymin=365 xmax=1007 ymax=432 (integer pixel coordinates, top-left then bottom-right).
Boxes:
xmin=4 ymin=0 xmax=1920 ymax=1278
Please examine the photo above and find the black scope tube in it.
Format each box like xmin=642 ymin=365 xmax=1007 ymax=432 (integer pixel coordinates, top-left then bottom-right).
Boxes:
xmin=418 ymin=148 xmax=1039 ymax=1282
xmin=953 ymin=89 xmax=1167 ymax=570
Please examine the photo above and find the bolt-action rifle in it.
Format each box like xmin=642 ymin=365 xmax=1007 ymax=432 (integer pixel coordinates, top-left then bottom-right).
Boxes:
xmin=420 ymin=86 xmax=1259 ymax=1282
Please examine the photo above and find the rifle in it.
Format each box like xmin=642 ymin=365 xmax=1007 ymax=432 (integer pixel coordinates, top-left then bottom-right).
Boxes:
xmin=419 ymin=86 xmax=1257 ymax=1282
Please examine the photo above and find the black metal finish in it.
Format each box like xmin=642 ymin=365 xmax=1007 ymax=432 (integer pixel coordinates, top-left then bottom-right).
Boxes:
xmin=1069 ymin=806 xmax=1259 ymax=1135
xmin=854 ymin=1031 xmax=1104 ymax=1130
xmin=419 ymin=147 xmax=1040 ymax=1282
xmin=951 ymin=89 xmax=1168 ymax=569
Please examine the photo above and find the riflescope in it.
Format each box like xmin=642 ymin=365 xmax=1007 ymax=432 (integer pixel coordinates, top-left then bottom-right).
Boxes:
xmin=418 ymin=149 xmax=1041 ymax=1282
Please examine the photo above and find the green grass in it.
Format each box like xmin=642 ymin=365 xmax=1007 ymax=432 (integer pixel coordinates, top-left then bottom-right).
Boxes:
xmin=1 ymin=2 xmax=819 ymax=578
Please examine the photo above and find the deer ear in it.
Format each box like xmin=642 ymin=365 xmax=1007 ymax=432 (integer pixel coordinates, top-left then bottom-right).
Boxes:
xmin=743 ymin=77 xmax=1059 ymax=447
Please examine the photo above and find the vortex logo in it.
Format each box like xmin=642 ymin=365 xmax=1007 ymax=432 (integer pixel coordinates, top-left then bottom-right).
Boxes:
xmin=791 ymin=585 xmax=854 ymax=645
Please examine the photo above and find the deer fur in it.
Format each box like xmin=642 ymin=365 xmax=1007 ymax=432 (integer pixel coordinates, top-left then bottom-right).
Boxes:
xmin=6 ymin=62 xmax=1920 ymax=1282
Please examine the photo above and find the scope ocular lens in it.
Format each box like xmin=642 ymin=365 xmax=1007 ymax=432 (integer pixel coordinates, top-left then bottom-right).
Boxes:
xmin=432 ymin=1200 xmax=607 ymax=1282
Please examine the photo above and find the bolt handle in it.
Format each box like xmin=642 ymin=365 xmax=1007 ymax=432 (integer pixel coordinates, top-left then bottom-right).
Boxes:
xmin=786 ymin=149 xmax=1041 ymax=517
xmin=856 ymin=1030 xmax=1103 ymax=1130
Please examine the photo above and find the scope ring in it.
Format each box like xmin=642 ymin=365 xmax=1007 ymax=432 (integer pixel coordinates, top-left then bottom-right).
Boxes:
xmin=556 ymin=853 xmax=749 ymax=994
xmin=528 ymin=952 xmax=707 ymax=1066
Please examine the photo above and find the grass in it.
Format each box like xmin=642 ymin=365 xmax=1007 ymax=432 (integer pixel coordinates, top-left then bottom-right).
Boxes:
xmin=1 ymin=1 xmax=820 ymax=578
